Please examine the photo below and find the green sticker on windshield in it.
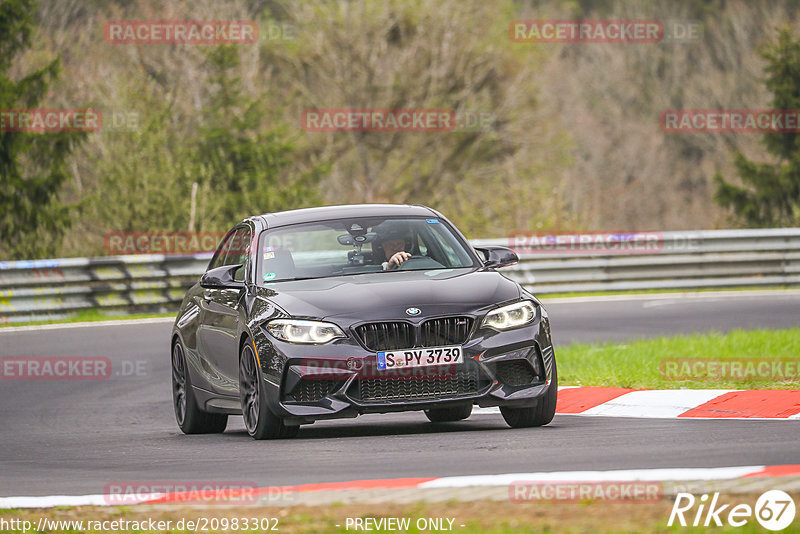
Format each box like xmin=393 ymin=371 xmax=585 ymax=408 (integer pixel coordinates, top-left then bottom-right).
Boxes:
xmin=263 ymin=272 xmax=276 ymax=281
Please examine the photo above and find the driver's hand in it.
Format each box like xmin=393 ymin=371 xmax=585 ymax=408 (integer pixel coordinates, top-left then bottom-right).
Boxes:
xmin=388 ymin=251 xmax=411 ymax=268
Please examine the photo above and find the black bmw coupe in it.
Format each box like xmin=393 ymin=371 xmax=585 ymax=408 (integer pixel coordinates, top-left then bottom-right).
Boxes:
xmin=171 ymin=204 xmax=557 ymax=439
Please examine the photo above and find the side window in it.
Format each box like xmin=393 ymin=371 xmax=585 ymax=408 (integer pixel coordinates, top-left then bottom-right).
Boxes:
xmin=208 ymin=231 xmax=236 ymax=271
xmin=225 ymin=227 xmax=252 ymax=282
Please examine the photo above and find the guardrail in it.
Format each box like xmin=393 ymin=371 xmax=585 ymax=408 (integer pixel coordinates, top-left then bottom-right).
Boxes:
xmin=0 ymin=254 xmax=213 ymax=324
xmin=1 ymin=228 xmax=798 ymax=323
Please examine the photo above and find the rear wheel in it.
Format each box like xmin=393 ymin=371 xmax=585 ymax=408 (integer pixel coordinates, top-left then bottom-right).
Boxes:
xmin=239 ymin=340 xmax=299 ymax=440
xmin=424 ymin=404 xmax=473 ymax=422
xmin=500 ymin=361 xmax=557 ymax=428
xmin=171 ymin=340 xmax=228 ymax=434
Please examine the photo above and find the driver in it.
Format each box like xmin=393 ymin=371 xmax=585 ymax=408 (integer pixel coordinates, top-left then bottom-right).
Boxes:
xmin=375 ymin=225 xmax=412 ymax=270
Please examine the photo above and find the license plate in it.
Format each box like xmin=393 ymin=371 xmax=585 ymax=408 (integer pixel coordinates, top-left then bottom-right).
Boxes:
xmin=376 ymin=346 xmax=463 ymax=370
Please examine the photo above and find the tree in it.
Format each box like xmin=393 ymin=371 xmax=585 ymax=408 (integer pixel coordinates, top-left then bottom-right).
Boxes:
xmin=714 ymin=27 xmax=800 ymax=226
xmin=88 ymin=83 xmax=191 ymax=237
xmin=262 ymin=0 xmax=567 ymax=237
xmin=0 ymin=0 xmax=86 ymax=259
xmin=188 ymin=46 xmax=323 ymax=230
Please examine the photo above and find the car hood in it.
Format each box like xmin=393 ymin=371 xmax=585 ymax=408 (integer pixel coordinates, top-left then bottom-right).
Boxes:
xmin=256 ymin=268 xmax=521 ymax=321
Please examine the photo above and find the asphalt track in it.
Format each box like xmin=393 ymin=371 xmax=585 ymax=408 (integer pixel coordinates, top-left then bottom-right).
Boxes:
xmin=1 ymin=291 xmax=799 ymax=497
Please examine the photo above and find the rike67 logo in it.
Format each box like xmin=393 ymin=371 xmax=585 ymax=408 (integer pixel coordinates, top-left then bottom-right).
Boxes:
xmin=669 ymin=490 xmax=796 ymax=531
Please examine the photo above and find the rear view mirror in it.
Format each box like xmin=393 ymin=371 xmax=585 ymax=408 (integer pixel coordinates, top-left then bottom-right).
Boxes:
xmin=337 ymin=234 xmax=355 ymax=246
xmin=338 ymin=232 xmax=377 ymax=246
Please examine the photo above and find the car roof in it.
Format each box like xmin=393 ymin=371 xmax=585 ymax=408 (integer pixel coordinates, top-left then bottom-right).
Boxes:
xmin=255 ymin=204 xmax=439 ymax=228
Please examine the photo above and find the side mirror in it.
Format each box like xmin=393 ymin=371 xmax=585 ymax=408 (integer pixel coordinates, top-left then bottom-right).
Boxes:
xmin=475 ymin=246 xmax=518 ymax=269
xmin=200 ymin=264 xmax=245 ymax=289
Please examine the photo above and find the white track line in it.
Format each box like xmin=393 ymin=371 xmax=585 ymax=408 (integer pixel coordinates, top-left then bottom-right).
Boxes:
xmin=541 ymin=289 xmax=800 ymax=304
xmin=418 ymin=465 xmax=767 ymax=488
xmin=580 ymin=389 xmax=738 ymax=418
xmin=0 ymin=317 xmax=174 ymax=334
xmin=0 ymin=494 xmax=123 ymax=509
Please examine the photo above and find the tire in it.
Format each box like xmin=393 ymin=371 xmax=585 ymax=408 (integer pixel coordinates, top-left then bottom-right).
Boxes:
xmin=171 ymin=340 xmax=228 ymax=434
xmin=500 ymin=360 xmax=557 ymax=428
xmin=239 ymin=340 xmax=299 ymax=440
xmin=424 ymin=404 xmax=473 ymax=423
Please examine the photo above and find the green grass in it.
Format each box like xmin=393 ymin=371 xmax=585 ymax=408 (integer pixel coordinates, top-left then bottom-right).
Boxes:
xmin=0 ymin=309 xmax=174 ymax=328
xmin=558 ymin=327 xmax=800 ymax=389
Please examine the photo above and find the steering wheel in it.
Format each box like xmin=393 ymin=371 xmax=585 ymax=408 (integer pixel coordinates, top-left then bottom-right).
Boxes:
xmin=391 ymin=255 xmax=426 ymax=271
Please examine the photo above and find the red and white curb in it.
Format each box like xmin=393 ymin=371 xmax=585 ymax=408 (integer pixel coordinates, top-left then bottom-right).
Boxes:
xmin=2 ymin=465 xmax=799 ymax=509
xmin=473 ymin=386 xmax=800 ymax=419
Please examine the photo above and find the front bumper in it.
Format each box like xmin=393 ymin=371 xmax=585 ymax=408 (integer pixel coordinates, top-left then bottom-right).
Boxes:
xmin=253 ymin=314 xmax=555 ymax=425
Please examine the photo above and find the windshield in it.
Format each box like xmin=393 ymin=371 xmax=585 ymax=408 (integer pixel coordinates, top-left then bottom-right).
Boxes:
xmin=256 ymin=217 xmax=477 ymax=283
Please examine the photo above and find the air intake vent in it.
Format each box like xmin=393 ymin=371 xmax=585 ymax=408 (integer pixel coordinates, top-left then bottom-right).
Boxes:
xmin=287 ymin=378 xmax=342 ymax=403
xmin=355 ymin=322 xmax=414 ymax=352
xmin=494 ymin=359 xmax=538 ymax=386
xmin=354 ymin=363 xmax=485 ymax=402
xmin=420 ymin=317 xmax=473 ymax=346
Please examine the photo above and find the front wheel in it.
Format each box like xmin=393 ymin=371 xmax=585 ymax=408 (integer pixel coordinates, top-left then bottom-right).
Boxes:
xmin=500 ymin=361 xmax=557 ymax=428
xmin=239 ymin=340 xmax=299 ymax=440
xmin=171 ymin=340 xmax=228 ymax=434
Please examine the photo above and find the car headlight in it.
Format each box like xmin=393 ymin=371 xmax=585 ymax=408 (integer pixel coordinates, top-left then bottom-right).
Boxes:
xmin=265 ymin=319 xmax=345 ymax=344
xmin=482 ymin=300 xmax=537 ymax=330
